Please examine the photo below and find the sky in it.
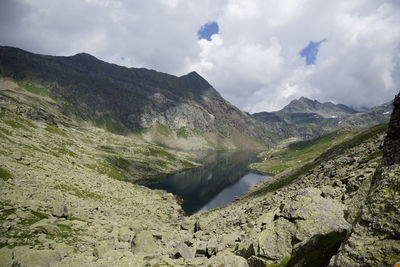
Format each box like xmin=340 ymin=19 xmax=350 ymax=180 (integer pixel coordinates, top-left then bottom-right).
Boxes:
xmin=0 ymin=0 xmax=399 ymax=112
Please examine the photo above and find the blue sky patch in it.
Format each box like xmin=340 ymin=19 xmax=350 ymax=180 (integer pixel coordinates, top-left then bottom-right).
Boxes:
xmin=197 ymin=21 xmax=219 ymax=41
xmin=300 ymin=39 xmax=327 ymax=65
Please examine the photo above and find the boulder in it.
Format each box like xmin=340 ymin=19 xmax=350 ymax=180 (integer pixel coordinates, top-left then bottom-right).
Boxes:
xmin=52 ymin=203 xmax=69 ymax=218
xmin=0 ymin=247 xmax=13 ymax=267
xmin=12 ymin=247 xmax=61 ymax=267
xmin=118 ymin=226 xmax=135 ymax=243
xmin=15 ymin=210 xmax=36 ymax=220
xmin=131 ymin=231 xmax=157 ymax=254
xmin=258 ymin=218 xmax=295 ymax=260
xmin=31 ymin=220 xmax=61 ymax=235
xmin=257 ymin=187 xmax=351 ymax=263
xmin=280 ymin=187 xmax=350 ymax=241
xmin=208 ymin=251 xmax=249 ymax=267
xmin=173 ymin=241 xmax=194 ymax=259
xmin=93 ymin=240 xmax=115 ymax=259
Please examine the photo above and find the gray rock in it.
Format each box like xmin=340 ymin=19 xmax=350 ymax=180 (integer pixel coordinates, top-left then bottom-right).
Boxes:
xmin=12 ymin=247 xmax=61 ymax=267
xmin=173 ymin=242 xmax=193 ymax=259
xmin=0 ymin=247 xmax=13 ymax=267
xmin=131 ymin=231 xmax=157 ymax=254
xmin=93 ymin=240 xmax=115 ymax=259
xmin=31 ymin=220 xmax=62 ymax=235
xmin=52 ymin=203 xmax=69 ymax=218
xmin=50 ymin=243 xmax=74 ymax=258
xmin=118 ymin=226 xmax=135 ymax=243
xmin=208 ymin=251 xmax=249 ymax=267
xmin=15 ymin=210 xmax=36 ymax=220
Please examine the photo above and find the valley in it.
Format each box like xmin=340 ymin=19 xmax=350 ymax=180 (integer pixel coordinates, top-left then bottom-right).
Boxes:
xmin=0 ymin=47 xmax=399 ymax=267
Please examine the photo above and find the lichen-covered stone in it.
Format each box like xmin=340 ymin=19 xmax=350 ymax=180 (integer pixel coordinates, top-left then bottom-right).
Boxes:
xmin=0 ymin=247 xmax=13 ymax=267
xmin=12 ymin=247 xmax=61 ymax=267
xmin=208 ymin=250 xmax=249 ymax=267
xmin=131 ymin=231 xmax=157 ymax=254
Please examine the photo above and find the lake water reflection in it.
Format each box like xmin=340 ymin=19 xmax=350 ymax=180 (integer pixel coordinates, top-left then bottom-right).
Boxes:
xmin=140 ymin=151 xmax=270 ymax=215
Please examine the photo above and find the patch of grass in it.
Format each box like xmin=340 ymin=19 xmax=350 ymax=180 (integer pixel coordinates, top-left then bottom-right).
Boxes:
xmin=176 ymin=127 xmax=191 ymax=138
xmin=0 ymin=167 xmax=12 ymax=181
xmin=267 ymin=256 xmax=291 ymax=267
xmin=17 ymin=81 xmax=52 ymax=98
xmin=261 ymin=165 xmax=290 ymax=175
xmin=182 ymin=160 xmax=196 ymax=168
xmin=57 ymin=146 xmax=77 ymax=157
xmin=147 ymin=147 xmax=175 ymax=160
xmin=86 ymin=162 xmax=127 ymax=181
xmin=215 ymin=123 xmax=231 ymax=138
xmin=55 ymin=184 xmax=102 ymax=200
xmin=4 ymin=119 xmax=28 ymax=130
xmin=248 ymin=125 xmax=388 ymax=197
xmin=0 ymin=128 xmax=9 ymax=137
xmin=251 ymin=130 xmax=355 ymax=175
xmin=31 ymin=211 xmax=49 ymax=220
xmin=94 ymin=113 xmax=124 ymax=134
xmin=156 ymin=122 xmax=172 ymax=136
xmin=44 ymin=125 xmax=65 ymax=136
xmin=0 ymin=207 xmax=16 ymax=221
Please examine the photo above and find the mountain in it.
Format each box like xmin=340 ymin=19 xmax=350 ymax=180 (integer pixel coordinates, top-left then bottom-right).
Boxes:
xmin=252 ymin=96 xmax=392 ymax=140
xmin=0 ymin=46 xmax=268 ymax=150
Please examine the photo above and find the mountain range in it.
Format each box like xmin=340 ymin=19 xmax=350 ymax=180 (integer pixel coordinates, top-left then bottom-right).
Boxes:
xmin=0 ymin=46 xmax=393 ymax=149
xmin=252 ymin=96 xmax=392 ymax=140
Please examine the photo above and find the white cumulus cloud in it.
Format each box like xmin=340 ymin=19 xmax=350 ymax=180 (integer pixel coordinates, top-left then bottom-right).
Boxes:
xmin=0 ymin=0 xmax=399 ymax=112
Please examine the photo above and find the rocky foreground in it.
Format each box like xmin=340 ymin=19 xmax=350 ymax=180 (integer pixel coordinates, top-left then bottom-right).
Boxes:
xmin=0 ymin=80 xmax=399 ymax=266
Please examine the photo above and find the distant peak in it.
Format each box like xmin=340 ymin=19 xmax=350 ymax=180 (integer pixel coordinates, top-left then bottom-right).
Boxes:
xmin=73 ymin=52 xmax=93 ymax=56
xmin=184 ymin=71 xmax=202 ymax=78
xmin=71 ymin=52 xmax=98 ymax=61
xmin=298 ymin=96 xmax=318 ymax=103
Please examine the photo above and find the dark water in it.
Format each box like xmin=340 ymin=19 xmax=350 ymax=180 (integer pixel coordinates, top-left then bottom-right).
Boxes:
xmin=140 ymin=151 xmax=270 ymax=215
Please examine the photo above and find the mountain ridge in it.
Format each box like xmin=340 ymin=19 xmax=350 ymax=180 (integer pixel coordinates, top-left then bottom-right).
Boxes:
xmin=252 ymin=96 xmax=392 ymax=140
xmin=0 ymin=46 xmax=268 ymax=150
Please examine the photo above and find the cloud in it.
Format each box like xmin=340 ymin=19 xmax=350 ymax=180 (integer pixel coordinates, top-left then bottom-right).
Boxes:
xmin=0 ymin=0 xmax=399 ymax=112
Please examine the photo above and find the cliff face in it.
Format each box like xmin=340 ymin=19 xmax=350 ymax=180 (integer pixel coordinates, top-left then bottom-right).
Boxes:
xmin=330 ymin=94 xmax=400 ymax=266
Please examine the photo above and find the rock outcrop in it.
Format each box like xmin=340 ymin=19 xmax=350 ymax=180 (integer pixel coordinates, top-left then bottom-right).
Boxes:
xmin=329 ymin=94 xmax=400 ymax=266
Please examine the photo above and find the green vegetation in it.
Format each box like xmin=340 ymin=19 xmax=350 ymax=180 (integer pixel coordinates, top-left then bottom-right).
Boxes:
xmin=215 ymin=123 xmax=232 ymax=138
xmin=17 ymin=81 xmax=52 ymax=98
xmin=267 ymin=256 xmax=291 ymax=267
xmin=87 ymin=162 xmax=127 ymax=181
xmin=4 ymin=119 xmax=28 ymax=130
xmin=182 ymin=160 xmax=196 ymax=168
xmin=251 ymin=130 xmax=355 ymax=175
xmin=55 ymin=184 xmax=102 ymax=200
xmin=44 ymin=125 xmax=65 ymax=136
xmin=146 ymin=147 xmax=175 ymax=160
xmin=94 ymin=113 xmax=124 ymax=134
xmin=249 ymin=125 xmax=388 ymax=197
xmin=0 ymin=167 xmax=12 ymax=181
xmin=176 ymin=127 xmax=191 ymax=138
xmin=156 ymin=122 xmax=172 ymax=136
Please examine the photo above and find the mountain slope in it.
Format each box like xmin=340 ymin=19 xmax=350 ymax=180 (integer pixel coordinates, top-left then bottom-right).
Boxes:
xmin=0 ymin=46 xmax=267 ymax=150
xmin=252 ymin=96 xmax=392 ymax=140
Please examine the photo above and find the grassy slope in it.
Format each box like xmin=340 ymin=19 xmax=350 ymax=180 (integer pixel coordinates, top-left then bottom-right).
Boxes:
xmin=0 ymin=78 xmax=202 ymax=249
xmin=0 ymin=78 xmax=198 ymax=183
xmin=250 ymin=130 xmax=356 ymax=175
xmin=248 ymin=124 xmax=388 ymax=197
